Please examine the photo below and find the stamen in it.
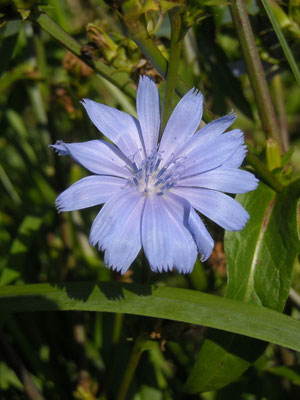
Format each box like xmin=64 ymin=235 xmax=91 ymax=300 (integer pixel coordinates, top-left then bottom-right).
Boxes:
xmin=127 ymin=149 xmax=182 ymax=196
xmin=154 ymin=158 xmax=161 ymax=171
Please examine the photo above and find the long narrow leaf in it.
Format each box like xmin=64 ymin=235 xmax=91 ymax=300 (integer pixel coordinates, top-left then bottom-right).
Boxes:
xmin=1 ymin=282 xmax=300 ymax=352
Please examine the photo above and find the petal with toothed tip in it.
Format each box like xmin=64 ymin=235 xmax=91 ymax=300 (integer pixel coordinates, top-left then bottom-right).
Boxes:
xmin=172 ymin=187 xmax=249 ymax=231
xmin=89 ymin=188 xmax=144 ymax=274
xmin=159 ymin=88 xmax=203 ymax=167
xmin=142 ymin=193 xmax=197 ymax=273
xmin=81 ymin=99 xmax=144 ymax=165
xmin=179 ymin=130 xmax=245 ymax=178
xmin=50 ymin=140 xmax=132 ymax=178
xmin=55 ymin=175 xmax=126 ymax=212
xmin=177 ymin=168 xmax=258 ymax=194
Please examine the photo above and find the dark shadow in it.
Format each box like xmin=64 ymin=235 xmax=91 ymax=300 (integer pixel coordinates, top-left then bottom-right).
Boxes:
xmin=205 ymin=328 xmax=267 ymax=363
xmin=0 ymin=295 xmax=59 ymax=313
xmin=97 ymin=281 xmax=152 ymax=300
xmin=97 ymin=281 xmax=125 ymax=300
xmin=52 ymin=281 xmax=96 ymax=302
xmin=51 ymin=281 xmax=153 ymax=303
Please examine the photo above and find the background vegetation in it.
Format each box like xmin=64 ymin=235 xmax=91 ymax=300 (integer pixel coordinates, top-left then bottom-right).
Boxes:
xmin=0 ymin=0 xmax=299 ymax=399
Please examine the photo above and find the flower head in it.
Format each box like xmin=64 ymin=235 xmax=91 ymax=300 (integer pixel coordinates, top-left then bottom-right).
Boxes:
xmin=51 ymin=75 xmax=258 ymax=274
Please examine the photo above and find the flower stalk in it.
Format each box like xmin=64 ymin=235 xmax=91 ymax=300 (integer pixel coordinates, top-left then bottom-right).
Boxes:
xmin=229 ymin=0 xmax=284 ymax=153
xmin=245 ymin=149 xmax=283 ymax=192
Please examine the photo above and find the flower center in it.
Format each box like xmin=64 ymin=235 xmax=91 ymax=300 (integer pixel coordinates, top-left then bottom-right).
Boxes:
xmin=130 ymin=151 xmax=181 ymax=196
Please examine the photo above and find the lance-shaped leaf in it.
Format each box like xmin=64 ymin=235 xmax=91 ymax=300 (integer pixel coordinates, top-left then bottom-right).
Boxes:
xmin=1 ymin=282 xmax=300 ymax=352
xmin=185 ymin=179 xmax=300 ymax=393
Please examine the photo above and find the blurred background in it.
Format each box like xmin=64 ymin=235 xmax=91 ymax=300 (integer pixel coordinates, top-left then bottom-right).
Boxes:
xmin=0 ymin=0 xmax=299 ymax=398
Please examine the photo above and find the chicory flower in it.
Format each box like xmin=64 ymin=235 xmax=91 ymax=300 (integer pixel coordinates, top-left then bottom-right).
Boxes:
xmin=51 ymin=75 xmax=258 ymax=274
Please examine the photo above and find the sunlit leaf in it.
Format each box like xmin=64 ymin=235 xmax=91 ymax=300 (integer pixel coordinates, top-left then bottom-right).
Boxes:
xmin=185 ymin=180 xmax=300 ymax=393
xmin=1 ymin=281 xmax=300 ymax=353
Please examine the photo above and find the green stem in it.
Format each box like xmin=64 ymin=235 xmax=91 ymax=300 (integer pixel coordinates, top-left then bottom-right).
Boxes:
xmin=246 ymin=148 xmax=283 ymax=192
xmin=160 ymin=11 xmax=184 ymax=136
xmin=271 ymin=73 xmax=289 ymax=151
xmin=116 ymin=337 xmax=146 ymax=400
xmin=29 ymin=12 xmax=136 ymax=101
xmin=229 ymin=0 xmax=284 ymax=152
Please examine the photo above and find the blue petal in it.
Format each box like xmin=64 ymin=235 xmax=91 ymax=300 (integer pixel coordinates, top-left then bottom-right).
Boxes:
xmin=223 ymin=145 xmax=247 ymax=168
xmin=56 ymin=175 xmax=126 ymax=212
xmin=81 ymin=99 xmax=144 ymax=164
xmin=196 ymin=112 xmax=236 ymax=138
xmin=179 ymin=130 xmax=246 ymax=177
xmin=159 ymin=88 xmax=203 ymax=166
xmin=89 ymin=188 xmax=144 ymax=274
xmin=166 ymin=192 xmax=214 ymax=262
xmin=142 ymin=194 xmax=197 ymax=273
xmin=172 ymin=187 xmax=249 ymax=231
xmin=187 ymin=207 xmax=214 ymax=262
xmin=137 ymin=75 xmax=160 ymax=155
xmin=178 ymin=168 xmax=258 ymax=194
xmin=51 ymin=140 xmax=131 ymax=178
xmin=168 ymin=114 xmax=237 ymax=164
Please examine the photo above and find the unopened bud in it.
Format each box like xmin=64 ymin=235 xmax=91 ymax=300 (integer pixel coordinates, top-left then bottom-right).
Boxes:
xmin=265 ymin=139 xmax=282 ymax=171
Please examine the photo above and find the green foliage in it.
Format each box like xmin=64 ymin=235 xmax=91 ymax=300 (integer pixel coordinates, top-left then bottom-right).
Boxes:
xmin=0 ymin=0 xmax=299 ymax=398
xmin=185 ymin=179 xmax=300 ymax=393
xmin=2 ymin=281 xmax=300 ymax=351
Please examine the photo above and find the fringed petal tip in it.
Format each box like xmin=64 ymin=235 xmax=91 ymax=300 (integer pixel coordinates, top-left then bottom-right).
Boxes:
xmin=88 ymin=237 xmax=100 ymax=250
xmin=229 ymin=109 xmax=237 ymax=118
xmin=186 ymin=86 xmax=203 ymax=102
xmin=89 ymin=240 xmax=131 ymax=275
xmin=199 ymin=252 xmax=211 ymax=263
xmin=89 ymin=239 xmax=131 ymax=275
xmin=229 ymin=211 xmax=250 ymax=232
xmin=176 ymin=264 xmax=195 ymax=274
xmin=80 ymin=98 xmax=89 ymax=106
xmin=251 ymin=176 xmax=260 ymax=191
xmin=80 ymin=98 xmax=96 ymax=112
xmin=105 ymin=261 xmax=130 ymax=275
xmin=139 ymin=74 xmax=155 ymax=84
xmin=50 ymin=140 xmax=69 ymax=156
xmin=55 ymin=198 xmax=63 ymax=212
xmin=80 ymin=98 xmax=96 ymax=116
xmin=149 ymin=263 xmax=171 ymax=273
xmin=149 ymin=262 xmax=195 ymax=274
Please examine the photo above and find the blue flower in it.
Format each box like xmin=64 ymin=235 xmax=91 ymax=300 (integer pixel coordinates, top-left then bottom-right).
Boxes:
xmin=51 ymin=75 xmax=258 ymax=274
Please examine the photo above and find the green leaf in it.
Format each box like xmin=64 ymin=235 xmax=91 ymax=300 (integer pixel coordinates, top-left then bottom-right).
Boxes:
xmin=1 ymin=282 xmax=300 ymax=352
xmin=185 ymin=180 xmax=300 ymax=393
xmin=0 ymin=216 xmax=43 ymax=285
xmin=226 ymin=180 xmax=300 ymax=308
xmin=0 ymin=20 xmax=21 ymax=76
